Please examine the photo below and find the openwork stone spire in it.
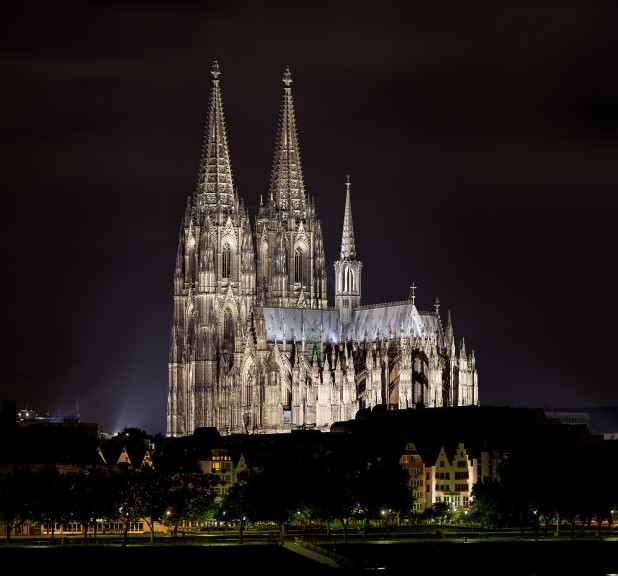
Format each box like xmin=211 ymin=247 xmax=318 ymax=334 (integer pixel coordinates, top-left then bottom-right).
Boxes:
xmin=340 ymin=175 xmax=356 ymax=260
xmin=268 ymin=66 xmax=306 ymax=221
xmin=195 ymin=59 xmax=237 ymax=214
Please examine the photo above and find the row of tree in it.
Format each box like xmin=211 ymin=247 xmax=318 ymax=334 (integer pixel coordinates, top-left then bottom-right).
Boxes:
xmin=471 ymin=447 xmax=617 ymax=538
xmin=0 ymin=462 xmax=220 ymax=544
xmin=1 ymin=430 xmax=616 ymax=543
xmin=0 ymin=434 xmax=414 ymax=544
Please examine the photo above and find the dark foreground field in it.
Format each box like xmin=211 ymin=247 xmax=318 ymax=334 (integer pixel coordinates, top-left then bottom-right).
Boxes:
xmin=328 ymin=540 xmax=618 ymax=575
xmin=1 ymin=540 xmax=617 ymax=576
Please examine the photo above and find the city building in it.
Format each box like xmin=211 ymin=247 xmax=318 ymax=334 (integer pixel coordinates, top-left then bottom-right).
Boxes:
xmin=167 ymin=61 xmax=479 ymax=438
xmin=398 ymin=442 xmax=426 ymax=513
xmin=545 ymin=406 xmax=618 ymax=438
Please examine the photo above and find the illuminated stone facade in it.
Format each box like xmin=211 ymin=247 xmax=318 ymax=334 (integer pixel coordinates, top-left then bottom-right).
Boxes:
xmin=166 ymin=62 xmax=478 ymax=437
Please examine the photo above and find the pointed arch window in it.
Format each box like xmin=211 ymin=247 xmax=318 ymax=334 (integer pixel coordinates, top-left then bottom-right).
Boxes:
xmin=294 ymin=248 xmax=303 ymax=283
xmin=222 ymin=244 xmax=231 ymax=279
xmin=342 ymin=264 xmax=356 ymax=293
xmin=223 ymin=309 xmax=234 ymax=350
xmin=275 ymin=244 xmax=287 ymax=275
xmin=414 ymin=356 xmax=422 ymax=373
xmin=260 ymin=244 xmax=268 ymax=284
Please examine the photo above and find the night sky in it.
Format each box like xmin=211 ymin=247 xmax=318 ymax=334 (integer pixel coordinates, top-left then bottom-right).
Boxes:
xmin=2 ymin=1 xmax=617 ymax=436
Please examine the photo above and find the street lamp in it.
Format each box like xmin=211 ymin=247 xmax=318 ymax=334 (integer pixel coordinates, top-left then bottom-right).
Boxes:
xmin=464 ymin=510 xmax=473 ymax=534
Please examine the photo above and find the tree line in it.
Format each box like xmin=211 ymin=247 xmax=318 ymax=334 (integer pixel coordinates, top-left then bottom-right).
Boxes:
xmin=1 ymin=429 xmax=616 ymax=543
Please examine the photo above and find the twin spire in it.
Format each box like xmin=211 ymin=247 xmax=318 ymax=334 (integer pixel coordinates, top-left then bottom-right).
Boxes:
xmin=197 ymin=61 xmax=309 ymax=224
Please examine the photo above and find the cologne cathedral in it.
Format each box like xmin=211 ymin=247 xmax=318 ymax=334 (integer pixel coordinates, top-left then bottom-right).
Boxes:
xmin=167 ymin=61 xmax=479 ymax=437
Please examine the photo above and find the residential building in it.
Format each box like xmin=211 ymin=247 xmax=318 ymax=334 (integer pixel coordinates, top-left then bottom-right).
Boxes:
xmin=399 ymin=442 xmax=426 ymax=513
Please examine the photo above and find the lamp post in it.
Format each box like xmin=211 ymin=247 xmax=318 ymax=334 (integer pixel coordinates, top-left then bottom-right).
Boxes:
xmin=532 ymin=509 xmax=539 ymax=540
xmin=464 ymin=510 xmax=473 ymax=535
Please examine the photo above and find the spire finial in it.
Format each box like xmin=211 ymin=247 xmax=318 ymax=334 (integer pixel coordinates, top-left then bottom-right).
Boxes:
xmin=211 ymin=59 xmax=220 ymax=79
xmin=410 ymin=282 xmax=417 ymax=306
xmin=346 ymin=174 xmax=351 ymax=191
xmin=283 ymin=66 xmax=292 ymax=87
xmin=434 ymin=297 xmax=440 ymax=314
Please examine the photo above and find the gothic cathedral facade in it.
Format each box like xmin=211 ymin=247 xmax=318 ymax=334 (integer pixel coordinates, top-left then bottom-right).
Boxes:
xmin=167 ymin=62 xmax=479 ymax=437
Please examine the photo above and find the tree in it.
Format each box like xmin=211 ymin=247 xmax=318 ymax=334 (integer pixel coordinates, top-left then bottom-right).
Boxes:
xmin=117 ymin=427 xmax=150 ymax=440
xmin=311 ymin=448 xmax=362 ymax=542
xmin=135 ymin=467 xmax=170 ymax=543
xmin=232 ymin=439 xmax=310 ymax=540
xmin=68 ymin=467 xmax=115 ymax=540
xmin=0 ymin=467 xmax=37 ymax=543
xmin=497 ymin=457 xmax=536 ymax=536
xmin=164 ymin=471 xmax=219 ymax=538
xmin=112 ymin=464 xmax=149 ymax=546
xmin=29 ymin=463 xmax=71 ymax=540
xmin=357 ymin=458 xmax=412 ymax=536
xmin=470 ymin=477 xmax=505 ymax=529
xmin=429 ymin=501 xmax=452 ymax=525
xmin=222 ymin=471 xmax=253 ymax=543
